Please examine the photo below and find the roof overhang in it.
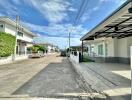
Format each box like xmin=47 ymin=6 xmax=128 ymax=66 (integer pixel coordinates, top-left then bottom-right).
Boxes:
xmin=17 ymin=39 xmax=33 ymax=44
xmin=0 ymin=17 xmax=37 ymax=37
xmin=81 ymin=0 xmax=132 ymax=41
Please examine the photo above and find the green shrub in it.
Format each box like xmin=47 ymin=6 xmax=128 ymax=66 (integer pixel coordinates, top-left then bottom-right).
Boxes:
xmin=31 ymin=45 xmax=47 ymax=53
xmin=0 ymin=32 xmax=16 ymax=57
xmin=31 ymin=46 xmax=39 ymax=53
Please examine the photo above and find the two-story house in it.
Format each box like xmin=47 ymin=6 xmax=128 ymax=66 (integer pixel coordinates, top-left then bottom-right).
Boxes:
xmin=0 ymin=17 xmax=36 ymax=64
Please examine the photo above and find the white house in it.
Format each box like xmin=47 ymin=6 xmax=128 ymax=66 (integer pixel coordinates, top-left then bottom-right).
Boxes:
xmin=34 ymin=43 xmax=59 ymax=53
xmin=46 ymin=44 xmax=59 ymax=53
xmin=81 ymin=0 xmax=132 ymax=64
xmin=0 ymin=17 xmax=36 ymax=64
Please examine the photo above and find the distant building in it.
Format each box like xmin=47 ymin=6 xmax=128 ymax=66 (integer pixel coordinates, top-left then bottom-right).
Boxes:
xmin=70 ymin=45 xmax=87 ymax=52
xmin=0 ymin=17 xmax=36 ymax=64
xmin=34 ymin=43 xmax=59 ymax=53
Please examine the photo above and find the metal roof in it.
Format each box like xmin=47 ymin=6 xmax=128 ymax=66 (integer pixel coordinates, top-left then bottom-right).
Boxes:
xmin=80 ymin=0 xmax=132 ymax=41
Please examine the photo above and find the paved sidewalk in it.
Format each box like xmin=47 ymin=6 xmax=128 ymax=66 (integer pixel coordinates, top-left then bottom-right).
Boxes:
xmin=69 ymin=58 xmax=131 ymax=100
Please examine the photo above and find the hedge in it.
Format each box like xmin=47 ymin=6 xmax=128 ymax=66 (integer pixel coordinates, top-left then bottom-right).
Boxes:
xmin=0 ymin=32 xmax=16 ymax=57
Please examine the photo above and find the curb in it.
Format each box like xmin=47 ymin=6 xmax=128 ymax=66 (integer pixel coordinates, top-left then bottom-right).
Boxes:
xmin=68 ymin=58 xmax=109 ymax=100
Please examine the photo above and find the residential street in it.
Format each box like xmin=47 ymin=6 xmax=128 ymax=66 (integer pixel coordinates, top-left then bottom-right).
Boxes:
xmin=0 ymin=0 xmax=132 ymax=100
xmin=0 ymin=53 xmax=88 ymax=100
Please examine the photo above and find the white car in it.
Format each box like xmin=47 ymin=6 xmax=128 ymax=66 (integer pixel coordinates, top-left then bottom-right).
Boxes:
xmin=29 ymin=51 xmax=45 ymax=58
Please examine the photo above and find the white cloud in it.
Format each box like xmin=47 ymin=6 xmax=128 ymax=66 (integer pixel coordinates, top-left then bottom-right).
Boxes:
xmin=80 ymin=6 xmax=99 ymax=23
xmin=68 ymin=7 xmax=77 ymax=12
xmin=25 ymin=0 xmax=76 ymax=23
xmin=80 ymin=0 xmax=127 ymax=23
xmin=22 ymin=21 xmax=88 ymax=38
xmin=99 ymin=0 xmax=126 ymax=4
xmin=21 ymin=21 xmax=87 ymax=49
xmin=0 ymin=0 xmax=18 ymax=16
xmin=92 ymin=6 xmax=99 ymax=11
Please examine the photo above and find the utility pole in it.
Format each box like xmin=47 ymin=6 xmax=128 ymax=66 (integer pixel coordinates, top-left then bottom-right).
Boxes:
xmin=69 ymin=32 xmax=71 ymax=52
xmin=12 ymin=15 xmax=19 ymax=61
xmin=68 ymin=27 xmax=74 ymax=54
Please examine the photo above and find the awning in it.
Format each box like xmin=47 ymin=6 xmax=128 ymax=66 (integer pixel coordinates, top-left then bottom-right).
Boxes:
xmin=17 ymin=39 xmax=33 ymax=44
xmin=81 ymin=0 xmax=132 ymax=41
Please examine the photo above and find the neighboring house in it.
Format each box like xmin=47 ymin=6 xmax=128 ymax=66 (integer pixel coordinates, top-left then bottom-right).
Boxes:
xmin=80 ymin=1 xmax=132 ymax=64
xmin=0 ymin=17 xmax=36 ymax=64
xmin=34 ymin=43 xmax=59 ymax=53
xmin=70 ymin=45 xmax=87 ymax=52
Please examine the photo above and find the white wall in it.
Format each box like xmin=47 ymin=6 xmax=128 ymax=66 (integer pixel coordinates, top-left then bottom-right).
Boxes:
xmin=0 ymin=22 xmax=5 ymax=32
xmin=47 ymin=45 xmax=52 ymax=53
xmin=90 ymin=39 xmax=107 ymax=57
xmin=117 ymin=38 xmax=128 ymax=58
xmin=0 ymin=55 xmax=28 ymax=65
xmin=4 ymin=23 xmax=33 ymax=42
xmin=17 ymin=32 xmax=33 ymax=42
xmin=86 ymin=37 xmax=132 ymax=58
xmin=127 ymin=37 xmax=132 ymax=57
xmin=94 ymin=37 xmax=132 ymax=58
xmin=106 ymin=38 xmax=116 ymax=57
xmin=117 ymin=37 xmax=132 ymax=58
xmin=70 ymin=52 xmax=80 ymax=63
xmin=4 ymin=23 xmax=16 ymax=36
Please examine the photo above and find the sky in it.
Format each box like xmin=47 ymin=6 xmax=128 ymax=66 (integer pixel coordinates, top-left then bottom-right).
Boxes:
xmin=0 ymin=0 xmax=127 ymax=49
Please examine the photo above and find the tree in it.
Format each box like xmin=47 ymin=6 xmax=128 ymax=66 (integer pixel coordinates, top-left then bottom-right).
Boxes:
xmin=31 ymin=45 xmax=47 ymax=53
xmin=31 ymin=46 xmax=39 ymax=53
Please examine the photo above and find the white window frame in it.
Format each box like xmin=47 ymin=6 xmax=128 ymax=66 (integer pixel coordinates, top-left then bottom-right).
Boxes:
xmin=98 ymin=44 xmax=104 ymax=56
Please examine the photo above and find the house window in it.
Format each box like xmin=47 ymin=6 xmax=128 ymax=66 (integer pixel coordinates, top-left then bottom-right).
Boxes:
xmin=17 ymin=31 xmax=23 ymax=37
xmin=91 ymin=46 xmax=94 ymax=53
xmin=0 ymin=24 xmax=4 ymax=31
xmin=0 ymin=24 xmax=3 ymax=28
xmin=98 ymin=44 xmax=103 ymax=55
xmin=87 ymin=47 xmax=89 ymax=52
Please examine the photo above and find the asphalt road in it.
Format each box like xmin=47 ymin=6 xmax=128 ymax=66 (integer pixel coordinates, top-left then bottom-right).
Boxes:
xmin=0 ymin=54 xmax=87 ymax=100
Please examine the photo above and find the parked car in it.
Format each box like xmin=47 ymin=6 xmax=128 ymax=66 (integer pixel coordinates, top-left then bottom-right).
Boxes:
xmin=60 ymin=50 xmax=66 ymax=57
xmin=29 ymin=51 xmax=45 ymax=58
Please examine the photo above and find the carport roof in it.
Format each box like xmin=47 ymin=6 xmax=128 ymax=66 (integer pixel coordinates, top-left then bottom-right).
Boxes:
xmin=81 ymin=0 xmax=132 ymax=41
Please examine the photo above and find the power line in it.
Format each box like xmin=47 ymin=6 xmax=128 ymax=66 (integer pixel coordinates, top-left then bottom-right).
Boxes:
xmin=74 ymin=0 xmax=86 ymax=25
xmin=74 ymin=0 xmax=89 ymax=25
xmin=68 ymin=0 xmax=90 ymax=50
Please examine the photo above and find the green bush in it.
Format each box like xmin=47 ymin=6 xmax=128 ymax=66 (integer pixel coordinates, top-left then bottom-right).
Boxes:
xmin=31 ymin=46 xmax=39 ymax=53
xmin=0 ymin=32 xmax=16 ymax=57
xmin=31 ymin=45 xmax=47 ymax=53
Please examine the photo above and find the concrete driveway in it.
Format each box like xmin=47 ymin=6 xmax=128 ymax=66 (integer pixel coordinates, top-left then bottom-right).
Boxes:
xmin=0 ymin=54 xmax=86 ymax=100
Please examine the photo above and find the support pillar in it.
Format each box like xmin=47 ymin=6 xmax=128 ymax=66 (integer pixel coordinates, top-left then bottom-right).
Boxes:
xmin=130 ymin=46 xmax=132 ymax=70
xmin=81 ymin=40 xmax=84 ymax=62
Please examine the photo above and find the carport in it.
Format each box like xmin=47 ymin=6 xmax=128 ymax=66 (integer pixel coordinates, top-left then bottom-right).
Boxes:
xmin=81 ymin=0 xmax=132 ymax=64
